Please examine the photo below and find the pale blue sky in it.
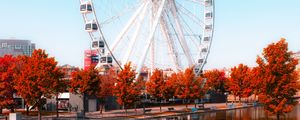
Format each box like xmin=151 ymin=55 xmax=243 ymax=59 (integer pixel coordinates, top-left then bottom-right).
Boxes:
xmin=0 ymin=0 xmax=299 ymax=69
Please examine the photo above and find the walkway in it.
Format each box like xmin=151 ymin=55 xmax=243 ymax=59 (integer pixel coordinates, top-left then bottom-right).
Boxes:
xmin=77 ymin=103 xmax=249 ymax=119
xmin=6 ymin=102 xmax=253 ymax=120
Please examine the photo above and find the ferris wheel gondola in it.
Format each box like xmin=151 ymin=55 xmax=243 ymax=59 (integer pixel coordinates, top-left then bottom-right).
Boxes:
xmin=79 ymin=0 xmax=215 ymax=76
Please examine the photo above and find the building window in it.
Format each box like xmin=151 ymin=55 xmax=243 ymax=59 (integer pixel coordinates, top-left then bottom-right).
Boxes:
xmin=2 ymin=43 xmax=7 ymax=48
xmin=15 ymin=45 xmax=21 ymax=49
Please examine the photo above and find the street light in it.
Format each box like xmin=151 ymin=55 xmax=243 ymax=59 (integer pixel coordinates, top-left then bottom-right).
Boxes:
xmin=224 ymin=92 xmax=228 ymax=105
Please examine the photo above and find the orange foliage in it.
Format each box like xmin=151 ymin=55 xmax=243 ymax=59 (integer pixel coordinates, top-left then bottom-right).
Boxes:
xmin=70 ymin=66 xmax=101 ymax=96
xmin=228 ymin=64 xmax=252 ymax=98
xmin=203 ymin=69 xmax=227 ymax=93
xmin=249 ymin=67 xmax=263 ymax=96
xmin=175 ymin=68 xmax=206 ymax=100
xmin=146 ymin=69 xmax=165 ymax=100
xmin=0 ymin=55 xmax=17 ymax=110
xmin=14 ymin=49 xmax=65 ymax=107
xmin=113 ymin=63 xmax=141 ymax=107
xmin=164 ymin=73 xmax=179 ymax=99
xmin=98 ymin=68 xmax=116 ymax=99
xmin=256 ymin=38 xmax=300 ymax=116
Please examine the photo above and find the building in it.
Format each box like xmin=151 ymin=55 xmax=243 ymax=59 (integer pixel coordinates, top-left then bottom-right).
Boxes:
xmin=46 ymin=64 xmax=118 ymax=112
xmin=84 ymin=49 xmax=98 ymax=70
xmin=0 ymin=39 xmax=35 ymax=56
xmin=58 ymin=64 xmax=79 ymax=111
xmin=0 ymin=39 xmax=36 ymax=109
xmin=294 ymin=51 xmax=300 ymax=70
xmin=291 ymin=51 xmax=300 ymax=99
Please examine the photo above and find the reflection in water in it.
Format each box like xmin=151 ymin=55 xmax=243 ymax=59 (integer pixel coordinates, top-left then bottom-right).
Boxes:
xmin=159 ymin=104 xmax=300 ymax=120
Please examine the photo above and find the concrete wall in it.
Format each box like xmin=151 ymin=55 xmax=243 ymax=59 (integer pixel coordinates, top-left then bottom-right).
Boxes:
xmin=69 ymin=93 xmax=84 ymax=112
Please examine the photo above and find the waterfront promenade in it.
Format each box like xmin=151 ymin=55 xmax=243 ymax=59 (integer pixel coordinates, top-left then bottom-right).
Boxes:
xmin=16 ymin=102 xmax=251 ymax=120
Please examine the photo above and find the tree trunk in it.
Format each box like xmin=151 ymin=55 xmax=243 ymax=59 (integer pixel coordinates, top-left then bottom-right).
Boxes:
xmin=124 ymin=104 xmax=127 ymax=115
xmin=159 ymin=99 xmax=162 ymax=112
xmin=277 ymin=113 xmax=280 ymax=120
xmin=56 ymin=93 xmax=59 ymax=118
xmin=234 ymin=96 xmax=236 ymax=103
xmin=185 ymin=99 xmax=188 ymax=109
xmin=38 ymin=104 xmax=42 ymax=120
xmin=100 ymin=103 xmax=104 ymax=114
xmin=26 ymin=105 xmax=29 ymax=115
xmin=10 ymin=108 xmax=14 ymax=113
xmin=82 ymin=93 xmax=86 ymax=117
xmin=143 ymin=101 xmax=145 ymax=114
xmin=134 ymin=102 xmax=137 ymax=114
xmin=99 ymin=98 xmax=104 ymax=114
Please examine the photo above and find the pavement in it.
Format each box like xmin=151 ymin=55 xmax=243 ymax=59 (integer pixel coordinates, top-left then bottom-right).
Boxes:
xmin=68 ymin=102 xmax=251 ymax=119
xmin=1 ymin=102 xmax=254 ymax=120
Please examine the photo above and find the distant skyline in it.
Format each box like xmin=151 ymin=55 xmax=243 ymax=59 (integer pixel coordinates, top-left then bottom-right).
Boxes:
xmin=0 ymin=0 xmax=299 ymax=69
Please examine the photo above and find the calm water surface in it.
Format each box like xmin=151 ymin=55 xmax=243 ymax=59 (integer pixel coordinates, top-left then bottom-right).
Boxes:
xmin=158 ymin=104 xmax=300 ymax=120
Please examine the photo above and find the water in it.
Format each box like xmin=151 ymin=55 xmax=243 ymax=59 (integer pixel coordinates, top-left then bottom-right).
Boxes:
xmin=158 ymin=105 xmax=300 ymax=120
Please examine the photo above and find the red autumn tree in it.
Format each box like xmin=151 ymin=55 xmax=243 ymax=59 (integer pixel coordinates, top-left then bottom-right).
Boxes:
xmin=70 ymin=65 xmax=101 ymax=115
xmin=13 ymin=49 xmax=65 ymax=120
xmin=132 ymin=76 xmax=144 ymax=111
xmin=113 ymin=63 xmax=141 ymax=113
xmin=146 ymin=69 xmax=165 ymax=111
xmin=256 ymin=38 xmax=300 ymax=120
xmin=249 ymin=66 xmax=263 ymax=101
xmin=175 ymin=68 xmax=204 ymax=108
xmin=203 ymin=69 xmax=228 ymax=93
xmin=164 ymin=73 xmax=178 ymax=101
xmin=228 ymin=64 xmax=252 ymax=102
xmin=70 ymin=66 xmax=101 ymax=95
xmin=70 ymin=66 xmax=117 ymax=114
xmin=135 ymin=76 xmax=146 ymax=93
xmin=98 ymin=68 xmax=116 ymax=114
xmin=51 ymin=67 xmax=66 ymax=118
xmin=0 ymin=55 xmax=17 ymax=113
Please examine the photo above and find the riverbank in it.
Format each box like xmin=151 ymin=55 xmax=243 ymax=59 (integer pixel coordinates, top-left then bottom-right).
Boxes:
xmin=59 ymin=102 xmax=257 ymax=119
xmin=0 ymin=102 xmax=257 ymax=119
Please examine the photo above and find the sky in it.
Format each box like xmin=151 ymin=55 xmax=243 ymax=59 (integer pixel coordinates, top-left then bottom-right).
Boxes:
xmin=0 ymin=0 xmax=299 ymax=70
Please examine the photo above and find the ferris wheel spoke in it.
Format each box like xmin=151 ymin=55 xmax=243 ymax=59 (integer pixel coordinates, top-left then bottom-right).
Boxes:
xmin=110 ymin=1 xmax=148 ymax=53
xmin=176 ymin=1 xmax=205 ymax=28
xmin=177 ymin=12 xmax=202 ymax=52
xmin=169 ymin=0 xmax=194 ymax=66
xmin=80 ymin=0 xmax=214 ymax=76
xmin=100 ymin=3 xmax=140 ymax=26
xmin=184 ymin=0 xmax=203 ymax=5
xmin=121 ymin=2 xmax=149 ymax=65
xmin=136 ymin=0 xmax=167 ymax=79
xmin=160 ymin=14 xmax=181 ymax=71
xmin=149 ymin=1 xmax=157 ymax=74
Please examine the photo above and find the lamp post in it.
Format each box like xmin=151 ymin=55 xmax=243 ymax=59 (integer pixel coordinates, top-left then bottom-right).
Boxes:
xmin=224 ymin=92 xmax=228 ymax=105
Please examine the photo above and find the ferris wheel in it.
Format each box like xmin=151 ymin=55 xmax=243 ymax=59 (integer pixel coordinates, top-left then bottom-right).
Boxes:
xmin=79 ymin=0 xmax=215 ymax=76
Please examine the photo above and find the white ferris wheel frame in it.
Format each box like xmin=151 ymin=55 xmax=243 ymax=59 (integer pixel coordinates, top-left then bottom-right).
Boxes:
xmin=79 ymin=0 xmax=215 ymax=76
